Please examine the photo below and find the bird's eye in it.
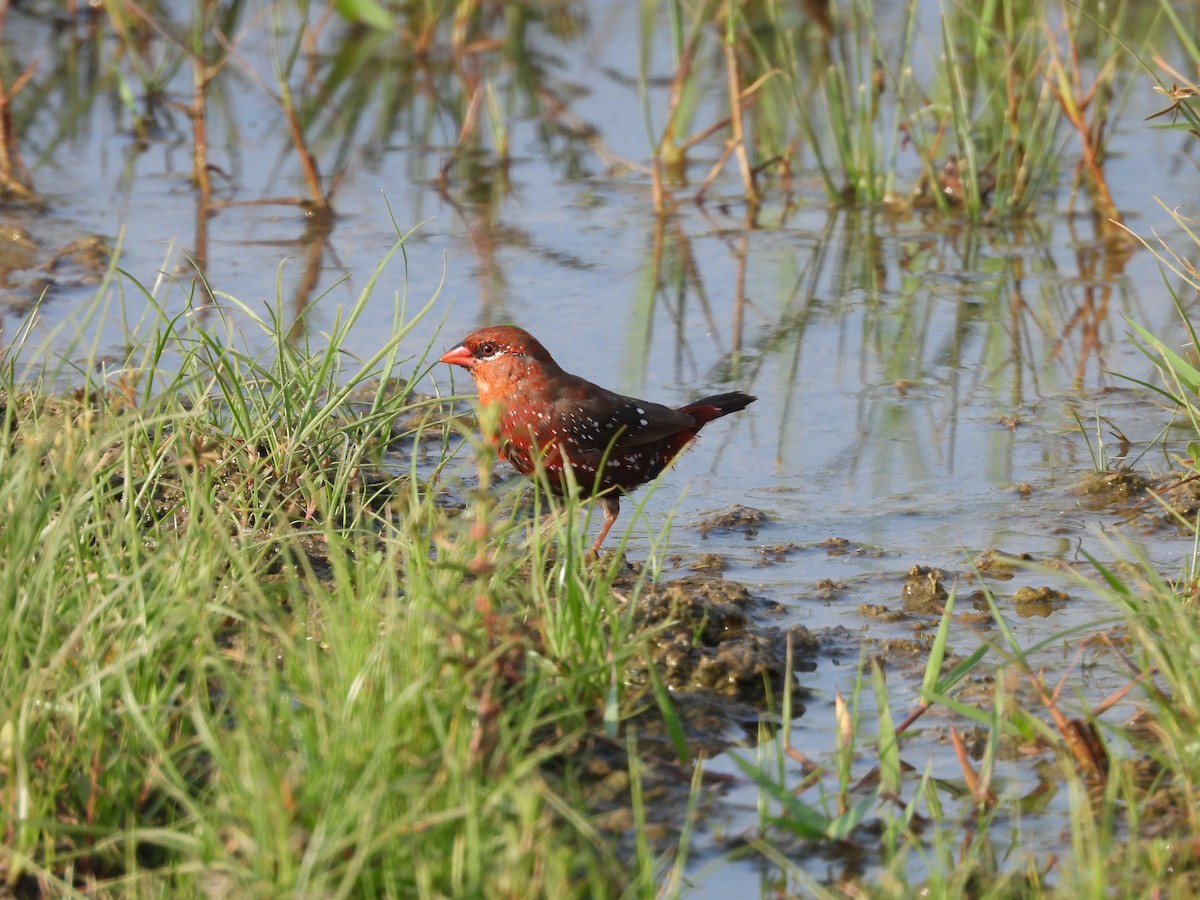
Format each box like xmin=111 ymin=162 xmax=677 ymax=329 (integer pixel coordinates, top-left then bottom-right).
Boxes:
xmin=478 ymin=341 xmax=500 ymax=357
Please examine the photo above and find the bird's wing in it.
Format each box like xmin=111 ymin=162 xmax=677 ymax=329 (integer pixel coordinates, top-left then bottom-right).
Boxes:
xmin=590 ymin=396 xmax=695 ymax=449
xmin=539 ymin=378 xmax=695 ymax=452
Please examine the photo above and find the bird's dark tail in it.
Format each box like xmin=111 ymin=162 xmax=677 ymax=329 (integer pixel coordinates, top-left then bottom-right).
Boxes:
xmin=678 ymin=391 xmax=757 ymax=426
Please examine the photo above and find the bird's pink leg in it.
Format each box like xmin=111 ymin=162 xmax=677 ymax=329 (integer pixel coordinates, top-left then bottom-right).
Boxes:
xmin=590 ymin=495 xmax=621 ymax=557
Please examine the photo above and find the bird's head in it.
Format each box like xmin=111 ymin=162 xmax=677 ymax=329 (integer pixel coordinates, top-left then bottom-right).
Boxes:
xmin=439 ymin=325 xmax=559 ymax=402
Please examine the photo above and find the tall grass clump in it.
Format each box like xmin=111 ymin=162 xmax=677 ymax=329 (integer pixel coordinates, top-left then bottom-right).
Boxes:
xmin=917 ymin=0 xmax=1071 ymax=218
xmin=781 ymin=0 xmax=1081 ymax=216
xmin=747 ymin=0 xmax=896 ymax=205
xmin=0 ymin=236 xmax=688 ymax=895
xmin=637 ymin=0 xmax=1157 ymax=222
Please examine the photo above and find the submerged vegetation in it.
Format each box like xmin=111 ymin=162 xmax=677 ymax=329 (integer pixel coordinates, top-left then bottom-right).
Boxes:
xmin=0 ymin=0 xmax=1199 ymax=896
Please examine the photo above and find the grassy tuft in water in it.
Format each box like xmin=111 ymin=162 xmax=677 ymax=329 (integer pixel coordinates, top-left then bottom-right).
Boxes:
xmin=630 ymin=0 xmax=1173 ymax=221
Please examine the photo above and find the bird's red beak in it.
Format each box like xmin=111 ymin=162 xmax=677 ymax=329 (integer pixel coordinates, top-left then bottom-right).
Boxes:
xmin=438 ymin=344 xmax=474 ymax=369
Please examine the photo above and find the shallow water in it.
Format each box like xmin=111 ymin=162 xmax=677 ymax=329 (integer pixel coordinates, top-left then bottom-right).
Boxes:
xmin=5 ymin=0 xmax=1200 ymax=891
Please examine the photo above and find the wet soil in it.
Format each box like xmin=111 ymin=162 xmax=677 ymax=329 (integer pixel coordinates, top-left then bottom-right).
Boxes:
xmin=619 ymin=570 xmax=818 ymax=748
xmin=0 ymin=221 xmax=109 ymax=315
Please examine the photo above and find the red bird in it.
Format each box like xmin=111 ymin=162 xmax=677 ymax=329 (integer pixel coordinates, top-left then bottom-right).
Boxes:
xmin=438 ymin=325 xmax=756 ymax=555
